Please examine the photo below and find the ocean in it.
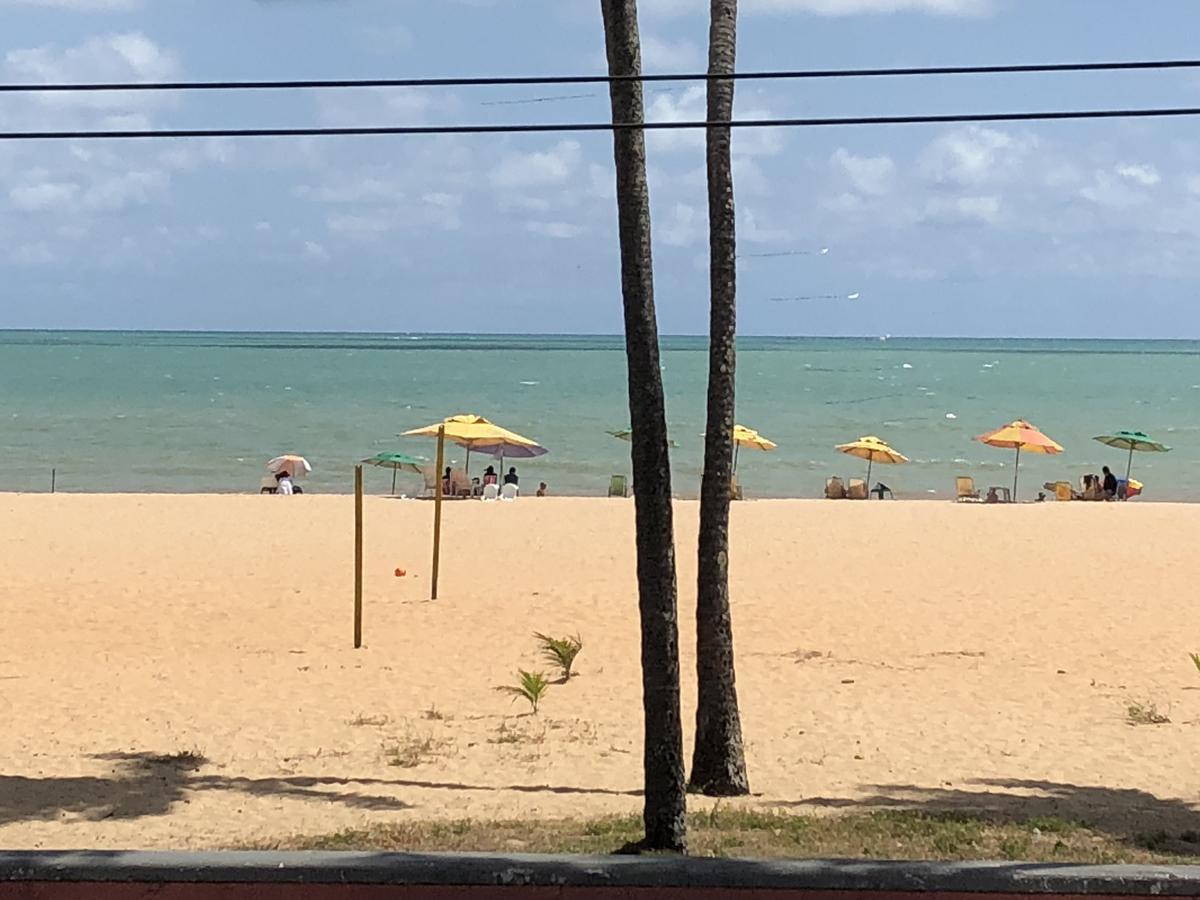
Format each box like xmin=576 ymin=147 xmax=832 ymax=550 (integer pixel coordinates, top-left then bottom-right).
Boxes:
xmin=1 ymin=331 xmax=1197 ymax=500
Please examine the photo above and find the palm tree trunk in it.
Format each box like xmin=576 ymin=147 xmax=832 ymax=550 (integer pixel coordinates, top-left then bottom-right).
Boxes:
xmin=599 ymin=0 xmax=687 ymax=853
xmin=689 ymin=0 xmax=749 ymax=798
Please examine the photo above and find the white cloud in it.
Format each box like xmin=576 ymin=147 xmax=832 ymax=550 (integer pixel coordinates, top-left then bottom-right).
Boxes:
xmin=741 ymin=207 xmax=792 ymax=244
xmin=526 ymin=221 xmax=582 ymax=239
xmin=490 ymin=140 xmax=581 ymax=189
xmin=640 ymin=35 xmax=702 ymax=71
xmin=6 ymin=32 xmax=177 ymax=91
xmin=924 ymin=194 xmax=1001 ymax=224
xmin=646 ymin=86 xmax=783 ymax=158
xmin=1115 ymin=163 xmax=1160 ymax=186
xmin=303 ymin=240 xmax=330 ymax=262
xmin=9 ymin=242 xmax=56 ymax=265
xmin=296 ymin=175 xmax=404 ymax=205
xmin=831 ymin=148 xmax=895 ymax=196
xmin=660 ymin=202 xmax=704 ymax=247
xmin=9 ymin=180 xmax=79 ymax=211
xmin=920 ymin=126 xmax=1035 ymax=186
xmin=327 ymin=211 xmax=396 ymax=237
xmin=81 ymin=169 xmax=167 ymax=211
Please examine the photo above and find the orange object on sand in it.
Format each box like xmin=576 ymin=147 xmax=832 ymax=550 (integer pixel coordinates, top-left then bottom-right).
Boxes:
xmin=394 ymin=568 xmax=407 ymax=578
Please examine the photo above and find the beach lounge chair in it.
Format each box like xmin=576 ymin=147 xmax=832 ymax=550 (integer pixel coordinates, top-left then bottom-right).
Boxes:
xmin=608 ymin=475 xmax=629 ymax=497
xmin=500 ymin=483 xmax=519 ymax=502
xmin=481 ymin=483 xmax=499 ymax=501
xmin=846 ymin=478 xmax=868 ymax=500
xmin=449 ymin=469 xmax=474 ymax=498
xmin=825 ymin=476 xmax=846 ymax=500
xmin=955 ymin=476 xmax=982 ymax=502
xmin=420 ymin=467 xmax=439 ymax=498
xmin=260 ymin=476 xmax=278 ymax=495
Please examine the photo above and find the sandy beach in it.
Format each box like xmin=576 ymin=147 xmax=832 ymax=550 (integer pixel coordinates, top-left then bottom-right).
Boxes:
xmin=0 ymin=492 xmax=1198 ymax=850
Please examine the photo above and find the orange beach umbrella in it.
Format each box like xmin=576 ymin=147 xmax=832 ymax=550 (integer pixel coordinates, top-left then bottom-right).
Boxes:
xmin=975 ymin=419 xmax=1063 ymax=499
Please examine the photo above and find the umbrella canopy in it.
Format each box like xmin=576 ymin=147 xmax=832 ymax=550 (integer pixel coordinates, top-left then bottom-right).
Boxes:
xmin=836 ymin=435 xmax=908 ymax=491
xmin=362 ymin=451 xmax=426 ymax=495
xmin=1093 ymin=430 xmax=1171 ymax=489
xmin=266 ymin=455 xmax=312 ymax=479
xmin=475 ymin=442 xmax=548 ymax=460
xmin=733 ymin=424 xmax=777 ymax=452
xmin=732 ymin=424 xmax=777 ymax=473
xmin=976 ymin=420 xmax=1063 ymax=499
xmin=403 ymin=414 xmax=540 ymax=473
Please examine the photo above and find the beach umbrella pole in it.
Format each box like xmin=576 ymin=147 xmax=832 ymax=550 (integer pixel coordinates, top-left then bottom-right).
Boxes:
xmin=391 ymin=466 xmax=397 ymax=495
xmin=1013 ymin=445 xmax=1021 ymax=499
xmin=1125 ymin=445 xmax=1134 ymax=485
xmin=866 ymin=457 xmax=873 ymax=495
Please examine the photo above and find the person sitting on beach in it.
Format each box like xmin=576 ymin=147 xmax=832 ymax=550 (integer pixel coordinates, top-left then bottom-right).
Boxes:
xmin=276 ymin=471 xmax=294 ymax=496
xmin=536 ymin=482 xmax=547 ymax=497
xmin=504 ymin=467 xmax=519 ymax=486
xmin=482 ymin=465 xmax=498 ymax=486
xmin=985 ymin=487 xmax=1000 ymax=504
xmin=1102 ymin=466 xmax=1118 ymax=500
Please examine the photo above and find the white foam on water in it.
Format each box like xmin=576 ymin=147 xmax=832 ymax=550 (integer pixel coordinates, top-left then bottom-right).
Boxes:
xmin=945 ymin=413 xmax=957 ymax=419
xmin=519 ymin=381 xmax=539 ymax=386
xmin=902 ymin=363 xmax=913 ymax=369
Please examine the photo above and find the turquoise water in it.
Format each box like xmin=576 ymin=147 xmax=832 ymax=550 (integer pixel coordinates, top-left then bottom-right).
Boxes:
xmin=1 ymin=331 xmax=1198 ymax=500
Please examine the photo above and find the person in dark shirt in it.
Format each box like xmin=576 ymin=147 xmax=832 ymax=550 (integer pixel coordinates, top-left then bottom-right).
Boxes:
xmin=1102 ymin=466 xmax=1119 ymax=499
xmin=503 ymin=467 xmax=519 ymax=486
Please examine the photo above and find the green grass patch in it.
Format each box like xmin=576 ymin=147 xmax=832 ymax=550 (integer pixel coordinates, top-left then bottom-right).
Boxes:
xmin=254 ymin=808 xmax=1200 ymax=863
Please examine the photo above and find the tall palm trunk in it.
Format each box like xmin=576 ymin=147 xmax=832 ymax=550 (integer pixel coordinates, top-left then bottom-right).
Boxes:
xmin=689 ymin=0 xmax=749 ymax=798
xmin=599 ymin=0 xmax=687 ymax=852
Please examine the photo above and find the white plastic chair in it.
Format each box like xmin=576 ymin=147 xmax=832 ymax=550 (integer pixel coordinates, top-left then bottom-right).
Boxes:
xmin=500 ymin=483 xmax=519 ymax=502
xmin=482 ymin=483 xmax=499 ymax=501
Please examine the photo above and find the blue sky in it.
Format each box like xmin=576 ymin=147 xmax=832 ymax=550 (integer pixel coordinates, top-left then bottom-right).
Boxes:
xmin=1 ymin=0 xmax=1199 ymax=337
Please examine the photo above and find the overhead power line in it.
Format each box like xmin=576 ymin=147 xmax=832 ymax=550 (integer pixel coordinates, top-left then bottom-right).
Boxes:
xmin=4 ymin=106 xmax=1200 ymax=141
xmin=1 ymin=59 xmax=1199 ymax=94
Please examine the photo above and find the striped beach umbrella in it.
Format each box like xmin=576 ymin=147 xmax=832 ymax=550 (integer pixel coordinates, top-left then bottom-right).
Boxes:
xmin=976 ymin=420 xmax=1063 ymax=500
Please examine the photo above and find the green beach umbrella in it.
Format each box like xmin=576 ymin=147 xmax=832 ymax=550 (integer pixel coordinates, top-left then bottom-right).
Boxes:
xmin=362 ymin=451 xmax=426 ymax=495
xmin=1092 ymin=430 xmax=1171 ymax=489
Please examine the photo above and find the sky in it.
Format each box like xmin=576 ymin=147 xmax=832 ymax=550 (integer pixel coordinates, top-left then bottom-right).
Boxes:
xmin=1 ymin=0 xmax=1200 ymax=337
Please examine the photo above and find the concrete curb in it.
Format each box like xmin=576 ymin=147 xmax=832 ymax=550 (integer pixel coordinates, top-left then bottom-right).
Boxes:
xmin=0 ymin=852 xmax=1198 ymax=894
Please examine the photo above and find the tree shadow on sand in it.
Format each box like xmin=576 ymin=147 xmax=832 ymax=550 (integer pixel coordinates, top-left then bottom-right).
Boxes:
xmin=0 ymin=751 xmax=413 ymax=826
xmin=772 ymin=779 xmax=1200 ymax=855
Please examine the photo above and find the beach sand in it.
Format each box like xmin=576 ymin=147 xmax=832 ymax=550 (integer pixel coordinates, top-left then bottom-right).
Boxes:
xmin=0 ymin=493 xmax=1198 ymax=850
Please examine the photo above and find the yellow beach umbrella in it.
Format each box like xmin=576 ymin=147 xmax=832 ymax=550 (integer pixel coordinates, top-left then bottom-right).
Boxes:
xmin=836 ymin=435 xmax=908 ymax=491
xmin=732 ymin=424 xmax=777 ymax=472
xmin=404 ymin=414 xmax=540 ymax=474
xmin=976 ymin=419 xmax=1063 ymax=499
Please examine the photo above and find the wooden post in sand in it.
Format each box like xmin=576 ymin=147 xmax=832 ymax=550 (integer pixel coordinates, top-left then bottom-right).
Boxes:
xmin=431 ymin=425 xmax=446 ymax=601
xmin=50 ymin=468 xmax=56 ymax=494
xmin=354 ymin=465 xmax=363 ymax=648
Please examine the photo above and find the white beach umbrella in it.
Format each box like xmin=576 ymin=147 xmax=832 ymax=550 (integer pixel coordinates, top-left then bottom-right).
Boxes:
xmin=266 ymin=455 xmax=312 ymax=479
